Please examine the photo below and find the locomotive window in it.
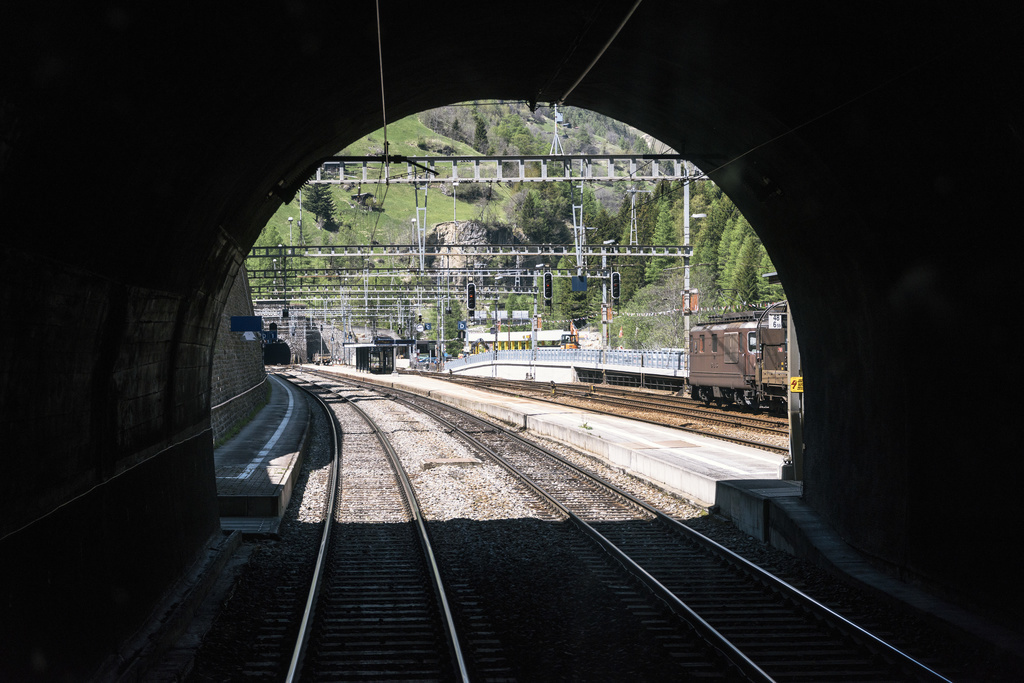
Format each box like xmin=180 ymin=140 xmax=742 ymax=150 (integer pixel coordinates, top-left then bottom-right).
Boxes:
xmin=699 ymin=335 xmax=705 ymax=353
xmin=711 ymin=334 xmax=717 ymax=352
xmin=748 ymin=331 xmax=757 ymax=353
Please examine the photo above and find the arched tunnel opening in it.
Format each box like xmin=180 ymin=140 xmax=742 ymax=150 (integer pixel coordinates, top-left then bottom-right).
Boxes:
xmin=2 ymin=2 xmax=1022 ymax=678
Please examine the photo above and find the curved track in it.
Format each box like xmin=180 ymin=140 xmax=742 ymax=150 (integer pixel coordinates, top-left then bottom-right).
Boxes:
xmin=280 ymin=375 xmax=468 ymax=682
xmin=303 ymin=369 xmax=950 ymax=682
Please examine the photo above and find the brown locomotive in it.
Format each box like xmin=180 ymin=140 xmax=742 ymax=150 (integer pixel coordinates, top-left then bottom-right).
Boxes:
xmin=687 ymin=306 xmax=789 ymax=411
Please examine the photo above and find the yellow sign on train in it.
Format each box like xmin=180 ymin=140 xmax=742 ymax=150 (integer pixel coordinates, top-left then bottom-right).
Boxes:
xmin=790 ymin=376 xmax=804 ymax=393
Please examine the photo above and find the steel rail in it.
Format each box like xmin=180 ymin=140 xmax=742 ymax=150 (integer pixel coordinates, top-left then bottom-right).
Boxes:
xmin=382 ymin=392 xmax=770 ymax=681
xmin=315 ymin=370 xmax=952 ymax=682
xmin=541 ymin=384 xmax=789 ymax=436
xmin=491 ymin=413 xmax=950 ymax=682
xmin=570 ymin=382 xmax=790 ymax=426
xmin=330 ymin=385 xmax=471 ymax=683
xmin=388 ymin=386 xmax=953 ymax=683
xmin=442 ymin=374 xmax=789 ymax=430
xmin=434 ymin=373 xmax=790 ymax=455
xmin=283 ymin=376 xmax=341 ymax=683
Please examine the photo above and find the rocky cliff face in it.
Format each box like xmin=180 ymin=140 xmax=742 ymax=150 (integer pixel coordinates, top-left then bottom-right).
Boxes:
xmin=432 ymin=219 xmax=488 ymax=246
xmin=428 ymin=220 xmax=489 ymax=283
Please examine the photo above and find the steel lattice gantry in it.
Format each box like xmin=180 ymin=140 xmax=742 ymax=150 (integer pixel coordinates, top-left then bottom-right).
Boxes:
xmin=261 ymin=153 xmax=702 ymax=332
xmin=248 ymin=243 xmax=690 ymax=260
xmin=245 ymin=242 xmax=692 ymax=323
xmin=308 ymin=153 xmax=705 ymax=186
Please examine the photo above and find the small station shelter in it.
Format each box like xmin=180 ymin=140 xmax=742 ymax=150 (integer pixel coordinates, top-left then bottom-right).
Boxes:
xmin=340 ymin=337 xmax=417 ymax=374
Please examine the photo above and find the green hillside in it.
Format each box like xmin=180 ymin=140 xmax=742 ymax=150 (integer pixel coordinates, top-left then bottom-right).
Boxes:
xmin=247 ymin=102 xmax=784 ymax=351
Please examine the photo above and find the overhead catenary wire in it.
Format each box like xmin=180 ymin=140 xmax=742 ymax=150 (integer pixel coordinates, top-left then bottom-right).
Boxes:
xmin=375 ymin=0 xmax=388 ymax=158
xmin=369 ymin=0 xmax=390 ymax=245
xmin=558 ymin=0 xmax=644 ymax=105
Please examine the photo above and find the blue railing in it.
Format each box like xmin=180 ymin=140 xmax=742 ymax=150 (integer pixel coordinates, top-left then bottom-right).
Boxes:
xmin=444 ymin=348 xmax=689 ymax=374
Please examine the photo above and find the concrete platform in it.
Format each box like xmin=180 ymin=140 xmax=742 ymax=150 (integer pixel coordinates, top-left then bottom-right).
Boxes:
xmin=308 ymin=364 xmax=786 ymax=508
xmin=305 ymin=363 xmax=1024 ymax=662
xmin=215 ymin=374 xmax=310 ymax=535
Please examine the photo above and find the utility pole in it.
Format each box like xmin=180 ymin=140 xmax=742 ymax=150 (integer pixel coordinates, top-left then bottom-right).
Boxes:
xmin=492 ymin=298 xmax=499 ymax=377
xmin=414 ymin=175 xmax=428 ymax=271
xmin=683 ymin=171 xmax=705 ymax=381
xmin=627 ymin=187 xmax=652 ymax=245
xmin=602 ymin=246 xmax=609 ymax=350
xmin=548 ymin=105 xmax=565 ymax=155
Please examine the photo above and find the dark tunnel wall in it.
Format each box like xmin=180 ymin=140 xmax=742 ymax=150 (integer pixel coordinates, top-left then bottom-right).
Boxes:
xmin=2 ymin=1 xmax=1022 ymax=677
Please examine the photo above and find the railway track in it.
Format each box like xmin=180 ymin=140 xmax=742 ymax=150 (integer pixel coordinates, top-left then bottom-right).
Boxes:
xmin=412 ymin=371 xmax=790 ymax=454
xmin=282 ymin=376 xmax=469 ymax=682
xmin=299 ymin=369 xmax=950 ymax=682
xmin=290 ymin=373 xmax=709 ymax=680
xmin=441 ymin=373 xmax=787 ymax=432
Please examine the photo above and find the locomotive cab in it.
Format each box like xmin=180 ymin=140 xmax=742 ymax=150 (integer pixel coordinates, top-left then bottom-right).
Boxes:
xmin=687 ymin=308 xmax=789 ymax=412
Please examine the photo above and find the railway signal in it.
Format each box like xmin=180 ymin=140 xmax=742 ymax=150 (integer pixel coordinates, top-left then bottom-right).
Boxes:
xmin=543 ymin=272 xmax=552 ymax=300
xmin=611 ymin=271 xmax=620 ymax=299
xmin=467 ymin=282 xmax=476 ymax=311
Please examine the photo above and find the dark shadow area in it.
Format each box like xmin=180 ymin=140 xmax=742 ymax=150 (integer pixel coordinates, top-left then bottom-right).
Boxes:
xmin=191 ymin=515 xmax=1024 ymax=681
xmin=2 ymin=3 xmax=1022 ymax=677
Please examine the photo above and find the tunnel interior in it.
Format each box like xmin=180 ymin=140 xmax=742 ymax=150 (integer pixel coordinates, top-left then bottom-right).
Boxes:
xmin=2 ymin=2 xmax=1022 ymax=677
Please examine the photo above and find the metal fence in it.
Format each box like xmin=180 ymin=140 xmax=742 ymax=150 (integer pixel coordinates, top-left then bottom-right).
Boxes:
xmin=444 ymin=348 xmax=689 ymax=375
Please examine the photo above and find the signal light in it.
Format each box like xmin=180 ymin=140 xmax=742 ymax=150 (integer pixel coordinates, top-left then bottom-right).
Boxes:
xmin=467 ymin=282 xmax=476 ymax=310
xmin=611 ymin=271 xmax=620 ymax=299
xmin=543 ymin=272 xmax=552 ymax=299
xmin=418 ymin=314 xmax=422 ymax=323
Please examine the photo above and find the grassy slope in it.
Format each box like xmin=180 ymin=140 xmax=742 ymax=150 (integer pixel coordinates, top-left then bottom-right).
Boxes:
xmin=255 ymin=105 xmax=655 ymax=250
xmin=254 ymin=114 xmax=488 ymax=251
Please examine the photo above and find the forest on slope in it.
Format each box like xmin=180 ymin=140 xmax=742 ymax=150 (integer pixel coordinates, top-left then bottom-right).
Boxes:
xmin=248 ymin=102 xmax=785 ymax=351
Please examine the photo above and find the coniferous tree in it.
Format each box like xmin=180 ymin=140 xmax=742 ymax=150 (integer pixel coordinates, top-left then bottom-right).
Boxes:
xmin=758 ymin=249 xmax=785 ymax=302
xmin=554 ymin=254 xmax=590 ymax=328
xmin=691 ymin=193 xmax=735 ymax=280
xmin=588 ymin=203 xmax=616 ymax=246
xmin=645 ymin=199 xmax=677 ymax=284
xmin=733 ymin=236 xmax=763 ymax=306
xmin=473 ymin=112 xmax=488 ymax=153
xmin=303 ymin=183 xmax=339 ymax=232
xmin=719 ymin=215 xmax=758 ymax=289
xmin=717 ymin=216 xmax=740 ymax=282
xmin=615 ymin=197 xmax=645 ymax=303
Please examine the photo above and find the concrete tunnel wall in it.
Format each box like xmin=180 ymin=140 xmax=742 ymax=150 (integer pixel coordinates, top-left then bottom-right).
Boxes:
xmin=1 ymin=2 xmax=1022 ymax=677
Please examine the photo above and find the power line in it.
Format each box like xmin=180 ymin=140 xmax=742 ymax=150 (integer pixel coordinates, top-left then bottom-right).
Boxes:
xmin=559 ymin=0 xmax=644 ymax=104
